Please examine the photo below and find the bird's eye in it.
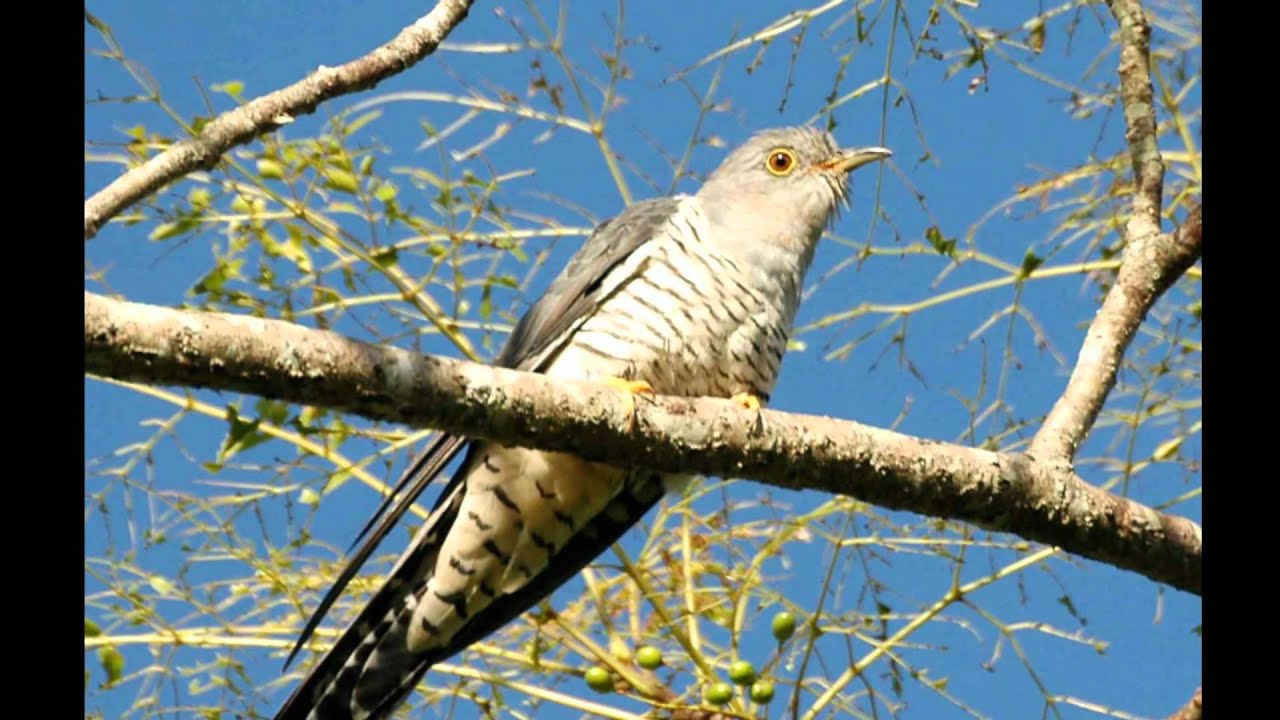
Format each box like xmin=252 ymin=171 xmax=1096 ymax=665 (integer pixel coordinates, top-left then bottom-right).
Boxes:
xmin=765 ymin=148 xmax=796 ymax=176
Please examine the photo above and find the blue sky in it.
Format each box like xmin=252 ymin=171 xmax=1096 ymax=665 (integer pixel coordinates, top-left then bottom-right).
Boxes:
xmin=86 ymin=2 xmax=1201 ymax=718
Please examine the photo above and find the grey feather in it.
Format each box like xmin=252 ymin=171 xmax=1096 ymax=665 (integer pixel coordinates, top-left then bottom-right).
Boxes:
xmin=495 ymin=196 xmax=684 ymax=370
xmin=274 ymin=196 xmax=688 ymax=720
xmin=272 ymin=126 xmax=890 ymax=720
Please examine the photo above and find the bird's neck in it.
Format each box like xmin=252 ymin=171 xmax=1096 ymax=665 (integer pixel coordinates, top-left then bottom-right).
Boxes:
xmin=684 ymin=195 xmax=821 ymax=305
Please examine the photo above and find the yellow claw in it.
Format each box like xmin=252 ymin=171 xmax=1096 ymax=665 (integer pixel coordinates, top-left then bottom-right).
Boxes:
xmin=603 ymin=377 xmax=655 ymax=396
xmin=730 ymin=392 xmax=766 ymax=435
xmin=604 ymin=377 xmax=654 ymax=429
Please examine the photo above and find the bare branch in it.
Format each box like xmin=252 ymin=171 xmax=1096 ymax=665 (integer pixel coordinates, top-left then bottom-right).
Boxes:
xmin=1030 ymin=0 xmax=1199 ymax=462
xmin=83 ymin=0 xmax=475 ymax=240
xmin=1109 ymin=0 xmax=1166 ymax=232
xmin=85 ymin=291 xmax=1202 ymax=595
xmin=1165 ymin=687 xmax=1201 ymax=720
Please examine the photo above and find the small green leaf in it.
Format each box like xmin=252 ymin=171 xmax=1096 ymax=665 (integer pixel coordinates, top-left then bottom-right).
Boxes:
xmin=85 ymin=11 xmax=110 ymax=32
xmin=212 ymin=80 xmax=245 ymax=98
xmin=99 ymin=646 xmax=125 ymax=687
xmin=257 ymin=159 xmax=286 ymax=180
xmin=299 ymin=488 xmax=321 ymax=506
xmin=229 ymin=195 xmax=254 ymax=214
xmin=256 ymin=398 xmax=290 ymax=425
xmin=149 ymin=576 xmax=176 ymax=597
xmin=326 ymin=201 xmax=361 ymax=215
xmin=925 ymin=225 xmax=957 ymax=257
xmin=370 ymin=247 xmax=399 ymax=269
xmin=1028 ymin=20 xmax=1046 ymax=53
xmin=294 ymin=405 xmax=326 ymax=433
xmin=1153 ymin=437 xmax=1183 ymax=461
xmin=219 ymin=406 xmax=270 ymax=460
xmin=188 ymin=188 xmax=214 ymax=210
xmin=1018 ymin=250 xmax=1044 ymax=279
xmin=192 ymin=258 xmax=243 ymax=296
xmin=374 ymin=181 xmax=398 ymax=202
xmin=344 ymin=110 xmax=383 ymax=136
xmin=324 ymin=168 xmax=360 ymax=194
xmin=85 ymin=619 xmax=102 ymax=637
xmin=148 ymin=222 xmax=186 ymax=241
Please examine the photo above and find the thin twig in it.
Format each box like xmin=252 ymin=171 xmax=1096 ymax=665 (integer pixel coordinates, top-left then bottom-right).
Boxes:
xmin=83 ymin=0 xmax=475 ymax=240
xmin=1165 ymin=687 xmax=1202 ymax=720
xmin=1030 ymin=0 xmax=1200 ymax=462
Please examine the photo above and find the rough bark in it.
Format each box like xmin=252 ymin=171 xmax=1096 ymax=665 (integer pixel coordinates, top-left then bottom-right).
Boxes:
xmin=1165 ymin=687 xmax=1202 ymax=720
xmin=1030 ymin=0 xmax=1200 ymax=462
xmin=85 ymin=291 xmax=1202 ymax=595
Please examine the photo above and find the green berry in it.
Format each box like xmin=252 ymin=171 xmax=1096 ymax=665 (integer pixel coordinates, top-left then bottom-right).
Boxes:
xmin=703 ymin=681 xmax=734 ymax=706
xmin=728 ymin=660 xmax=757 ymax=685
xmin=750 ymin=680 xmax=776 ymax=703
xmin=635 ymin=646 xmax=663 ymax=670
xmin=584 ymin=666 xmax=613 ymax=693
xmin=771 ymin=610 xmax=797 ymax=642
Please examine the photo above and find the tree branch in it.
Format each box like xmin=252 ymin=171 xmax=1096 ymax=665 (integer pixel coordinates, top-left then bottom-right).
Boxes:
xmin=84 ymin=291 xmax=1202 ymax=595
xmin=83 ymin=0 xmax=475 ymax=241
xmin=1030 ymin=0 xmax=1199 ymax=462
xmin=1165 ymin=687 xmax=1201 ymax=720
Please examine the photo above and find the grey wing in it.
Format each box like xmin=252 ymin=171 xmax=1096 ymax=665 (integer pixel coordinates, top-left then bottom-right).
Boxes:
xmin=495 ymin=196 xmax=684 ymax=370
xmin=283 ymin=195 xmax=682 ymax=667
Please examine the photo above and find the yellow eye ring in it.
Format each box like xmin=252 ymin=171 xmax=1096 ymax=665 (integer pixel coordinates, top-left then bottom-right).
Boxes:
xmin=764 ymin=148 xmax=797 ymax=176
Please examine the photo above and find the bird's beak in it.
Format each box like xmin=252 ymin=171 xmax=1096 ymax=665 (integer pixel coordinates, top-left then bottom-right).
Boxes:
xmin=819 ymin=146 xmax=893 ymax=173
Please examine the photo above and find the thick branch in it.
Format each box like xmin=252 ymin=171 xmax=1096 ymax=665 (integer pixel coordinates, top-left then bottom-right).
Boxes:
xmin=85 ymin=292 xmax=1202 ymax=595
xmin=83 ymin=0 xmax=474 ymax=241
xmin=1165 ymin=687 xmax=1201 ymax=720
xmin=1031 ymin=0 xmax=1198 ymax=462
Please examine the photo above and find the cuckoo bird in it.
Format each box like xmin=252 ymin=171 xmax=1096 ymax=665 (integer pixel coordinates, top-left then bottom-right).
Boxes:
xmin=274 ymin=126 xmax=890 ymax=720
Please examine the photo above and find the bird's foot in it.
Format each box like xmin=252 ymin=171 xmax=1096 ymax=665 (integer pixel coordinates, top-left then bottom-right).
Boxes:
xmin=603 ymin=377 xmax=655 ymax=429
xmin=729 ymin=392 xmax=766 ymax=434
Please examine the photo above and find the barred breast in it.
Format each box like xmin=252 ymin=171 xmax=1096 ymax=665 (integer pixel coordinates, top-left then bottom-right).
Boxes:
xmin=547 ymin=196 xmax=800 ymax=403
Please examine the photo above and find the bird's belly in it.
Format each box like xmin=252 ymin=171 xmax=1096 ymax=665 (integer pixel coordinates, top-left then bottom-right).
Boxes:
xmin=408 ymin=445 xmax=625 ymax=652
xmin=550 ymin=263 xmax=787 ymax=400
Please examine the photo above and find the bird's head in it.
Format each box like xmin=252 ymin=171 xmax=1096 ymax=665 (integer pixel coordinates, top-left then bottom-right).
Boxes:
xmin=696 ymin=126 xmax=890 ymax=260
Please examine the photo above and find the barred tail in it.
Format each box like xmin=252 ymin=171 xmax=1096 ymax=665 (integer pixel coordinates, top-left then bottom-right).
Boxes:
xmin=275 ymin=468 xmax=665 ymax=720
xmin=273 ymin=484 xmax=465 ymax=720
